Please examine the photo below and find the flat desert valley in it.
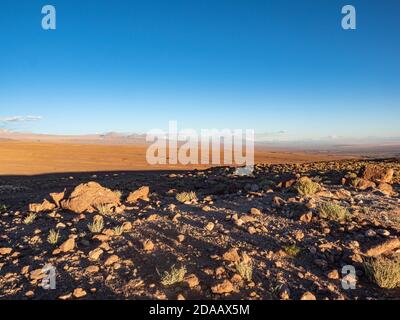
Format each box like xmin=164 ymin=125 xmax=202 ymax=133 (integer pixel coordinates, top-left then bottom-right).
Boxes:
xmin=0 ymin=137 xmax=399 ymax=300
xmin=0 ymin=139 xmax=357 ymax=175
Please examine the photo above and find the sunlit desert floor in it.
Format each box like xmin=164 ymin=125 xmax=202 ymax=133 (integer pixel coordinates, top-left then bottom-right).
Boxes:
xmin=0 ymin=140 xmax=355 ymax=175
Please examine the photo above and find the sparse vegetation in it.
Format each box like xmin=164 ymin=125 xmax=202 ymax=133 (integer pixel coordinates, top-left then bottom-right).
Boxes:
xmin=0 ymin=204 xmax=7 ymax=213
xmin=113 ymin=225 xmax=124 ymax=236
xmin=88 ymin=216 xmax=104 ymax=233
xmin=23 ymin=213 xmax=37 ymax=225
xmin=295 ymin=177 xmax=321 ymax=196
xmin=96 ymin=203 xmax=113 ymax=215
xmin=176 ymin=191 xmax=197 ymax=203
xmin=284 ymin=244 xmax=301 ymax=257
xmin=235 ymin=259 xmax=253 ymax=282
xmin=47 ymin=229 xmax=60 ymax=245
xmin=318 ymin=203 xmax=350 ymax=221
xmin=363 ymin=255 xmax=400 ymax=289
xmin=160 ymin=265 xmax=187 ymax=286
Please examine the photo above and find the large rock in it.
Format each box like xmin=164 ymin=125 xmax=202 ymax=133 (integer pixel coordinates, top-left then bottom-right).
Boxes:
xmin=29 ymin=199 xmax=56 ymax=213
xmin=365 ymin=238 xmax=400 ymax=257
xmin=353 ymin=178 xmax=376 ymax=190
xmin=50 ymin=190 xmax=65 ymax=207
xmin=126 ymin=186 xmax=150 ymax=203
xmin=61 ymin=182 xmax=120 ymax=213
xmin=359 ymin=165 xmax=394 ymax=184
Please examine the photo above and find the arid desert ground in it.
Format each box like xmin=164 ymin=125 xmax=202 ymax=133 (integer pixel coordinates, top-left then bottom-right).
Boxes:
xmin=0 ymin=139 xmax=399 ymax=300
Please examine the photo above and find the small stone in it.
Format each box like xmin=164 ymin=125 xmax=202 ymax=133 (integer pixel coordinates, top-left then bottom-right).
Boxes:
xmin=299 ymin=212 xmax=313 ymax=223
xmin=278 ymin=285 xmax=290 ymax=300
xmin=57 ymin=237 xmax=75 ymax=253
xmin=105 ymin=255 xmax=119 ymax=266
xmin=250 ymin=208 xmax=262 ymax=216
xmin=122 ymin=222 xmax=132 ymax=231
xmin=73 ymin=288 xmax=87 ymax=298
xmin=365 ymin=229 xmax=377 ymax=237
xmin=248 ymin=226 xmax=256 ymax=234
xmin=223 ymin=248 xmax=241 ymax=262
xmin=85 ymin=265 xmax=99 ymax=273
xmin=205 ymin=222 xmax=215 ymax=231
xmin=177 ymin=294 xmax=186 ymax=300
xmin=211 ymin=280 xmax=234 ymax=294
xmin=177 ymin=234 xmax=185 ymax=242
xmin=184 ymin=274 xmax=200 ymax=288
xmin=25 ymin=291 xmax=34 ymax=298
xmin=58 ymin=293 xmax=72 ymax=300
xmin=0 ymin=247 xmax=12 ymax=255
xmin=294 ymin=230 xmax=304 ymax=241
xmin=88 ymin=248 xmax=104 ymax=261
xmin=300 ymin=292 xmax=316 ymax=300
xmin=327 ymin=270 xmax=340 ymax=280
xmin=142 ymin=239 xmax=155 ymax=252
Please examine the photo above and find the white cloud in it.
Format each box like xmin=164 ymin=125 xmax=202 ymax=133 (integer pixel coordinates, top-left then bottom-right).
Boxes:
xmin=0 ymin=116 xmax=43 ymax=122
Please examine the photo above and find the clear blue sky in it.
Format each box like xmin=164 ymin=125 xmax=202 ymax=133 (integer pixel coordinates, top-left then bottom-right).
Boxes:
xmin=0 ymin=0 xmax=399 ymax=140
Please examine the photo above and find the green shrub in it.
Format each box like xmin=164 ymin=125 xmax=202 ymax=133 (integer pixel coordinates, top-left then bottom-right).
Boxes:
xmin=47 ymin=229 xmax=60 ymax=244
xmin=176 ymin=191 xmax=197 ymax=203
xmin=363 ymin=255 xmax=400 ymax=289
xmin=235 ymin=259 xmax=253 ymax=282
xmin=295 ymin=177 xmax=321 ymax=196
xmin=318 ymin=203 xmax=350 ymax=221
xmin=284 ymin=244 xmax=301 ymax=257
xmin=88 ymin=216 xmax=104 ymax=233
xmin=23 ymin=213 xmax=37 ymax=225
xmin=160 ymin=265 xmax=187 ymax=286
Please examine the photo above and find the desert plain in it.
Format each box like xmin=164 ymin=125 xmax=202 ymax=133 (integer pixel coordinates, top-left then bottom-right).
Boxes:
xmin=0 ymin=137 xmax=399 ymax=300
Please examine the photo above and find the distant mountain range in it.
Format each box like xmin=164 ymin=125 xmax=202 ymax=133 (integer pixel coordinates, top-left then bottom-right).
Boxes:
xmin=1 ymin=129 xmax=399 ymax=157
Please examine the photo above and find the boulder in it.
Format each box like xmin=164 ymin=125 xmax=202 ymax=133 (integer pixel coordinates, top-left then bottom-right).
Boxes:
xmin=29 ymin=199 xmax=56 ymax=213
xmin=126 ymin=186 xmax=150 ymax=203
xmin=61 ymin=182 xmax=120 ymax=213
xmin=359 ymin=165 xmax=394 ymax=184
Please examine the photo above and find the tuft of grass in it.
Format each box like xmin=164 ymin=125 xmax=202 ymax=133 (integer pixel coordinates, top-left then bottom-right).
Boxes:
xmin=23 ymin=213 xmax=37 ymax=225
xmin=87 ymin=215 xmax=104 ymax=233
xmin=235 ymin=259 xmax=253 ymax=282
xmin=318 ymin=203 xmax=350 ymax=221
xmin=160 ymin=265 xmax=187 ymax=286
xmin=176 ymin=191 xmax=197 ymax=203
xmin=284 ymin=244 xmax=301 ymax=257
xmin=96 ymin=203 xmax=113 ymax=216
xmin=47 ymin=229 xmax=60 ymax=245
xmin=113 ymin=225 xmax=124 ymax=236
xmin=363 ymin=255 xmax=400 ymax=289
xmin=295 ymin=177 xmax=321 ymax=196
xmin=0 ymin=204 xmax=7 ymax=213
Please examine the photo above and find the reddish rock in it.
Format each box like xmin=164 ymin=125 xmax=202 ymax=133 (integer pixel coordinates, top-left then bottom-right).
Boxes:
xmin=354 ymin=178 xmax=376 ymax=190
xmin=50 ymin=190 xmax=65 ymax=207
xmin=211 ymin=280 xmax=234 ymax=294
xmin=223 ymin=248 xmax=240 ymax=263
xmin=126 ymin=186 xmax=150 ymax=204
xmin=61 ymin=182 xmax=121 ymax=214
xmin=359 ymin=165 xmax=394 ymax=184
xmin=29 ymin=199 xmax=56 ymax=213
xmin=365 ymin=238 xmax=400 ymax=257
xmin=377 ymin=183 xmax=393 ymax=195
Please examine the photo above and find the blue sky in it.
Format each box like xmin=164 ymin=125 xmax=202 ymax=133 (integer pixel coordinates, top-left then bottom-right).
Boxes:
xmin=0 ymin=0 xmax=399 ymax=140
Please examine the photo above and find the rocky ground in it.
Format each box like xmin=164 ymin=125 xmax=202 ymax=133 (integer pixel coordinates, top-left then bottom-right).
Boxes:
xmin=0 ymin=159 xmax=399 ymax=300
